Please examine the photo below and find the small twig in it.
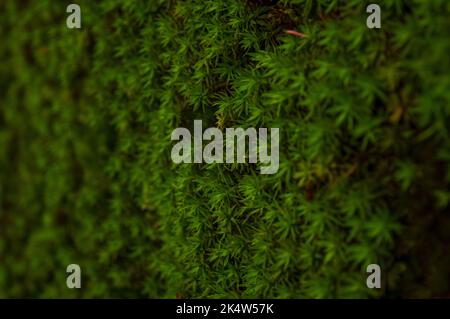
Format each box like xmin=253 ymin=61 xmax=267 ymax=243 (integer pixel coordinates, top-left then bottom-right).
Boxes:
xmin=284 ymin=30 xmax=307 ymax=39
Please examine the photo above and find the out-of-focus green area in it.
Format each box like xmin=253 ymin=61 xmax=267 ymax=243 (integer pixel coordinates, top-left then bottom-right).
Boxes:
xmin=0 ymin=0 xmax=449 ymax=298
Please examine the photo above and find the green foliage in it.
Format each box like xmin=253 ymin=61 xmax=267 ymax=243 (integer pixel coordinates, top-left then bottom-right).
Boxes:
xmin=0 ymin=0 xmax=449 ymax=298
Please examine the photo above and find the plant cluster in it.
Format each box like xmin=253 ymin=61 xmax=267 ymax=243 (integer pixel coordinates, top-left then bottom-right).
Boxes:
xmin=0 ymin=0 xmax=449 ymax=298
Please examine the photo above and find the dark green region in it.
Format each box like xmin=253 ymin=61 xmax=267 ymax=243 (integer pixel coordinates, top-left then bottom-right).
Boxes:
xmin=0 ymin=0 xmax=449 ymax=298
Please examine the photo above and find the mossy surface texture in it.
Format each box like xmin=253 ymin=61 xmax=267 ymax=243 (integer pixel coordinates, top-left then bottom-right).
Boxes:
xmin=1 ymin=0 xmax=449 ymax=298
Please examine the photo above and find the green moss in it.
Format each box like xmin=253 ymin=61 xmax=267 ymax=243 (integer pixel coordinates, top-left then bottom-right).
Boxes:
xmin=0 ymin=0 xmax=449 ymax=298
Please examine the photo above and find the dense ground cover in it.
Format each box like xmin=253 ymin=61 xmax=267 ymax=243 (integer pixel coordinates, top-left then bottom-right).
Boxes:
xmin=0 ymin=0 xmax=449 ymax=298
